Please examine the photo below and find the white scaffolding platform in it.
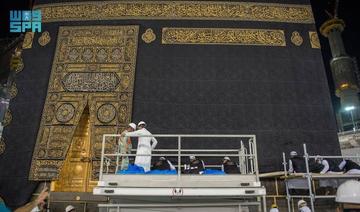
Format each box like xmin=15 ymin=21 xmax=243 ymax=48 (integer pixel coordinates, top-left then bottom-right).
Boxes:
xmin=282 ymin=144 xmax=360 ymax=212
xmin=93 ymin=134 xmax=266 ymax=212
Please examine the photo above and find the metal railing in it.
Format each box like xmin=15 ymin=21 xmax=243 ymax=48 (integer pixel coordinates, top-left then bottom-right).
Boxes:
xmin=97 ymin=202 xmax=262 ymax=212
xmin=282 ymin=143 xmax=360 ymax=212
xmin=99 ymin=134 xmax=259 ymax=181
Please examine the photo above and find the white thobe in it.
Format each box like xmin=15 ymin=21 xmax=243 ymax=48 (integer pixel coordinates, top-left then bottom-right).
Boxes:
xmin=288 ymin=159 xmax=294 ymax=173
xmin=346 ymin=169 xmax=360 ymax=174
xmin=167 ymin=160 xmax=176 ymax=170
xmin=319 ymin=160 xmax=329 ymax=174
xmin=299 ymin=206 xmax=311 ymax=212
xmin=338 ymin=160 xmax=346 ymax=170
xmin=126 ymin=128 xmax=158 ymax=172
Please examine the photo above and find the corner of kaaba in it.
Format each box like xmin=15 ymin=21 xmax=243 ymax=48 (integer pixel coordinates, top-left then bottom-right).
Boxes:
xmin=1 ymin=0 xmax=360 ymax=211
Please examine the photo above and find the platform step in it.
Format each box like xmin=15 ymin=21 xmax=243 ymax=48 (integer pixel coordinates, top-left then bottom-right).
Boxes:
xmin=93 ymin=186 xmax=266 ymax=196
xmin=99 ymin=174 xmax=261 ymax=187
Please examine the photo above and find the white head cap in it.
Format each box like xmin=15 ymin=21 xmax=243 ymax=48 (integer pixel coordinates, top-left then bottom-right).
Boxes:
xmin=223 ymin=156 xmax=230 ymax=161
xmin=65 ymin=205 xmax=75 ymax=212
xmin=138 ymin=121 xmax=146 ymax=127
xmin=189 ymin=155 xmax=196 ymax=160
xmin=336 ymin=180 xmax=360 ymax=204
xmin=160 ymin=157 xmax=166 ymax=160
xmin=290 ymin=151 xmax=298 ymax=157
xmin=297 ymin=200 xmax=307 ymax=208
xmin=128 ymin=123 xmax=136 ymax=130
xmin=314 ymin=155 xmax=322 ymax=162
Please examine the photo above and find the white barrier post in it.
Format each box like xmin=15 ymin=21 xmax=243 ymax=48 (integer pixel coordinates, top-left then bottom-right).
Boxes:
xmin=99 ymin=134 xmax=106 ymax=181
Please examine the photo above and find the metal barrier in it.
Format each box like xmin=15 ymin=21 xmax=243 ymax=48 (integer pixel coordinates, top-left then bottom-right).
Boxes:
xmin=97 ymin=202 xmax=262 ymax=212
xmin=95 ymin=134 xmax=266 ymax=212
xmin=99 ymin=134 xmax=259 ymax=181
xmin=282 ymin=143 xmax=360 ymax=212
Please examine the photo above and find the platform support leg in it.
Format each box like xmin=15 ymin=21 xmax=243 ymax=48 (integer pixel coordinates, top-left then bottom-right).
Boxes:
xmin=303 ymin=144 xmax=315 ymax=212
xmin=262 ymin=195 xmax=267 ymax=212
xmin=285 ymin=181 xmax=291 ymax=212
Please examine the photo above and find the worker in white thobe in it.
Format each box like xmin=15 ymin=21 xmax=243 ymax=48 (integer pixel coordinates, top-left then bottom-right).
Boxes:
xmin=298 ymin=200 xmax=311 ymax=212
xmin=315 ymin=156 xmax=341 ymax=174
xmin=125 ymin=121 xmax=158 ymax=172
xmin=117 ymin=123 xmax=136 ymax=171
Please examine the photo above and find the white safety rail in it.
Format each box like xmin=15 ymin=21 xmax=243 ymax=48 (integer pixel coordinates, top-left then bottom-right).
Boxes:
xmin=282 ymin=144 xmax=360 ymax=212
xmin=93 ymin=134 xmax=266 ymax=212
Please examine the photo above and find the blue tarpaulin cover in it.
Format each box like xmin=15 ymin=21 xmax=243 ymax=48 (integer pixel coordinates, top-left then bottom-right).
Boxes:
xmin=146 ymin=170 xmax=177 ymax=175
xmin=117 ymin=165 xmax=225 ymax=175
xmin=117 ymin=164 xmax=177 ymax=175
xmin=203 ymin=169 xmax=226 ymax=175
xmin=117 ymin=164 xmax=145 ymax=174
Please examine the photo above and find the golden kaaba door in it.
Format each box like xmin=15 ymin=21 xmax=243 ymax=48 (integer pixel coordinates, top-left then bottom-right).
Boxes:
xmin=51 ymin=107 xmax=96 ymax=192
xmin=29 ymin=26 xmax=139 ymax=192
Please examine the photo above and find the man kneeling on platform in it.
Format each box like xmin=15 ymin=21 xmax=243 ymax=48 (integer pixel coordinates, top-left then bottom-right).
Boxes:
xmin=338 ymin=159 xmax=360 ymax=174
xmin=184 ymin=155 xmax=205 ymax=174
xmin=315 ymin=156 xmax=342 ymax=174
xmin=152 ymin=157 xmax=176 ymax=171
xmin=222 ymin=156 xmax=240 ymax=174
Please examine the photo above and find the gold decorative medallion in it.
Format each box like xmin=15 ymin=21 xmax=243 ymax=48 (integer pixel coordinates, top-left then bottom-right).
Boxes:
xmin=35 ymin=1 xmax=314 ymax=24
xmin=309 ymin=31 xmax=320 ymax=49
xmin=97 ymin=104 xmax=117 ymax=124
xmin=0 ymin=137 xmax=5 ymax=155
xmin=55 ymin=103 xmax=75 ymax=123
xmin=9 ymin=83 xmax=18 ymax=99
xmin=22 ymin=32 xmax=34 ymax=49
xmin=30 ymin=26 xmax=139 ymax=183
xmin=291 ymin=31 xmax=303 ymax=46
xmin=162 ymin=28 xmax=286 ymax=46
xmin=142 ymin=28 xmax=156 ymax=44
xmin=38 ymin=31 xmax=51 ymax=46
xmin=3 ymin=109 xmax=12 ymax=127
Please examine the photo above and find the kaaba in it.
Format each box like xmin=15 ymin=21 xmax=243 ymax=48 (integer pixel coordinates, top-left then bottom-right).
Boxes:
xmin=0 ymin=0 xmax=340 ymax=207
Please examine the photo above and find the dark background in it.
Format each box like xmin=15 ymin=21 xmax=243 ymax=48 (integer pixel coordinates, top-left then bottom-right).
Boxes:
xmin=1 ymin=0 xmax=359 ymax=116
xmin=0 ymin=0 xmax=357 ymax=208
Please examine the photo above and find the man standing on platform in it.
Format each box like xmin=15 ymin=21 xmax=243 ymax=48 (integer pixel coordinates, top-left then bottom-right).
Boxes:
xmin=126 ymin=121 xmax=158 ymax=172
xmin=118 ymin=123 xmax=136 ymax=170
xmin=288 ymin=151 xmax=306 ymax=173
